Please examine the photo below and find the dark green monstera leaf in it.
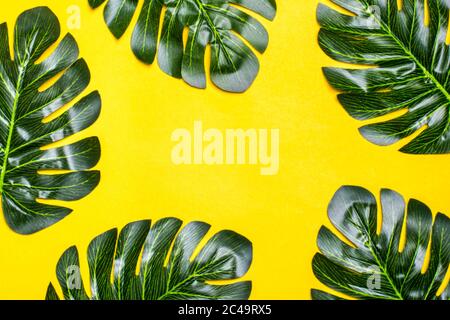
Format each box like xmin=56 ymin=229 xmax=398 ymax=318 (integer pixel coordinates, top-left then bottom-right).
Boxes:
xmin=88 ymin=0 xmax=276 ymax=93
xmin=46 ymin=217 xmax=252 ymax=300
xmin=0 ymin=7 xmax=101 ymax=234
xmin=312 ymin=186 xmax=450 ymax=300
xmin=318 ymin=0 xmax=450 ymax=154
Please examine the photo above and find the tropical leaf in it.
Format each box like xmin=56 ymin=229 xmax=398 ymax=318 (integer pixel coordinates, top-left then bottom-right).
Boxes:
xmin=0 ymin=7 xmax=101 ymax=234
xmin=312 ymin=186 xmax=450 ymax=300
xmin=46 ymin=217 xmax=252 ymax=300
xmin=88 ymin=0 xmax=276 ymax=93
xmin=318 ymin=0 xmax=450 ymax=154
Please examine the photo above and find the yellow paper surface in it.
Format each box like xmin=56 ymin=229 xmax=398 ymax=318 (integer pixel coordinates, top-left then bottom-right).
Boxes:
xmin=0 ymin=0 xmax=449 ymax=299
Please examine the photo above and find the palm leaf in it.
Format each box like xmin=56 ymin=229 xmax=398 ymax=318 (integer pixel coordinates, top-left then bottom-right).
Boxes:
xmin=0 ymin=7 xmax=101 ymax=234
xmin=46 ymin=217 xmax=252 ymax=300
xmin=318 ymin=0 xmax=450 ymax=154
xmin=88 ymin=0 xmax=276 ymax=93
xmin=312 ymin=186 xmax=450 ymax=300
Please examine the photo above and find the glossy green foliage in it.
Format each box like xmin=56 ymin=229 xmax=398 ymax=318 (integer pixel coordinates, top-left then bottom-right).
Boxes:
xmin=312 ymin=186 xmax=450 ymax=300
xmin=318 ymin=0 xmax=450 ymax=154
xmin=88 ymin=0 xmax=276 ymax=93
xmin=0 ymin=7 xmax=101 ymax=234
xmin=46 ymin=218 xmax=252 ymax=300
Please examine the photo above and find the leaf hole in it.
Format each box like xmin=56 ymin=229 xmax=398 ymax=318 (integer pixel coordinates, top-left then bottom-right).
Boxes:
xmin=32 ymin=36 xmax=60 ymax=65
xmin=182 ymin=26 xmax=189 ymax=51
xmin=204 ymin=43 xmax=212 ymax=88
xmin=41 ymin=92 xmax=88 ymax=125
xmin=37 ymin=169 xmax=72 ymax=175
xmin=446 ymin=10 xmax=450 ymax=45
xmin=420 ymin=231 xmax=432 ymax=273
xmin=39 ymin=134 xmax=91 ymax=152
xmin=368 ymin=110 xmax=429 ymax=151
xmin=34 ymin=197 xmax=78 ymax=213
xmin=376 ymin=190 xmax=383 ymax=235
xmin=163 ymin=224 xmax=185 ymax=268
xmin=134 ymin=238 xmax=146 ymax=277
xmin=424 ymin=0 xmax=430 ymax=26
xmin=397 ymin=203 xmax=408 ymax=253
xmin=38 ymin=68 xmax=66 ymax=93
xmin=397 ymin=123 xmax=428 ymax=153
xmin=436 ymin=264 xmax=450 ymax=297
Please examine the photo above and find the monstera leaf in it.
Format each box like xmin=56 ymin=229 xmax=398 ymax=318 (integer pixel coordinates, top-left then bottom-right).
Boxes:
xmin=88 ymin=0 xmax=276 ymax=93
xmin=0 ymin=7 xmax=101 ymax=234
xmin=46 ymin=217 xmax=252 ymax=300
xmin=318 ymin=0 xmax=450 ymax=154
xmin=312 ymin=186 xmax=450 ymax=300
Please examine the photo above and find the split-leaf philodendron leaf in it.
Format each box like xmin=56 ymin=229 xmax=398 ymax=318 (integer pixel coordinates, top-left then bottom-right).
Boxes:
xmin=318 ymin=0 xmax=450 ymax=154
xmin=0 ymin=7 xmax=101 ymax=234
xmin=46 ymin=218 xmax=252 ymax=300
xmin=312 ymin=186 xmax=450 ymax=300
xmin=88 ymin=0 xmax=276 ymax=93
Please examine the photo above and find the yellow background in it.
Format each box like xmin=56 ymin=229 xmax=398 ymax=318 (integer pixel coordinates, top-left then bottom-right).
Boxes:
xmin=0 ymin=0 xmax=449 ymax=300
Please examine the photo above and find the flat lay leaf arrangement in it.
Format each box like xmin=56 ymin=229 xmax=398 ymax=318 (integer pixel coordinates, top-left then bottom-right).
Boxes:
xmin=0 ymin=7 xmax=101 ymax=234
xmin=318 ymin=0 xmax=450 ymax=154
xmin=88 ymin=0 xmax=277 ymax=93
xmin=312 ymin=186 xmax=450 ymax=300
xmin=46 ymin=217 xmax=252 ymax=300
